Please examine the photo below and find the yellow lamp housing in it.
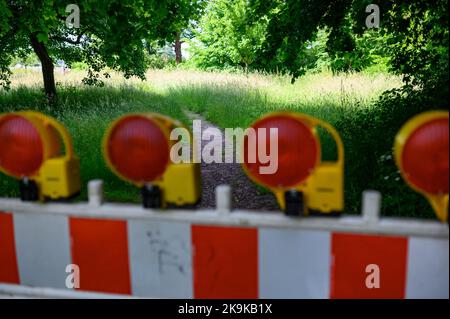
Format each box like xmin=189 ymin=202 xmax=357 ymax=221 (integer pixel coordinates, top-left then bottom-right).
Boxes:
xmin=394 ymin=111 xmax=449 ymax=223
xmin=241 ymin=112 xmax=344 ymax=217
xmin=103 ymin=113 xmax=201 ymax=209
xmin=0 ymin=111 xmax=81 ymax=201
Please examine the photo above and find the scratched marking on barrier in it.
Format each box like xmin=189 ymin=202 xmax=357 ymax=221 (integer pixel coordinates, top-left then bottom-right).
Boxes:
xmin=145 ymin=226 xmax=190 ymax=276
xmin=128 ymin=220 xmax=193 ymax=298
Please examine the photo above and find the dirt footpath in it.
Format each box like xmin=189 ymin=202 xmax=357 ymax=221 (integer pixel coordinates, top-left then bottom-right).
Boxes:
xmin=184 ymin=111 xmax=279 ymax=211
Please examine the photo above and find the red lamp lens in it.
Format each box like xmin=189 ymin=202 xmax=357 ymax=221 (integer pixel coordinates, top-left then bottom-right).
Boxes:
xmin=107 ymin=115 xmax=170 ymax=183
xmin=0 ymin=115 xmax=44 ymax=177
xmin=402 ymin=118 xmax=449 ymax=194
xmin=244 ymin=115 xmax=319 ymax=188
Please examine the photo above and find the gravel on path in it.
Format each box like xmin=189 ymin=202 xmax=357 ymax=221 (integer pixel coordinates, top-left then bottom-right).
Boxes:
xmin=183 ymin=111 xmax=279 ymax=211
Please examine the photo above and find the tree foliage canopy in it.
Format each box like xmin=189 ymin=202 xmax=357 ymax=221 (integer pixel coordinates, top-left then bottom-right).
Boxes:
xmin=0 ymin=0 xmax=202 ymax=96
xmin=189 ymin=0 xmax=268 ymax=72
xmin=250 ymin=0 xmax=448 ymax=89
xmin=190 ymin=0 xmax=448 ymax=95
xmin=1 ymin=0 xmax=448 ymax=99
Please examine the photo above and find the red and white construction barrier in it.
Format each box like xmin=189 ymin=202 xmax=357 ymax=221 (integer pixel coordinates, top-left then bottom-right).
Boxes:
xmin=0 ymin=185 xmax=448 ymax=299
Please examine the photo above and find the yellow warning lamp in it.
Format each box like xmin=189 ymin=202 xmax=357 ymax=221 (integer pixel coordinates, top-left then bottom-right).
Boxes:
xmin=394 ymin=111 xmax=449 ymax=223
xmin=242 ymin=112 xmax=344 ymax=216
xmin=103 ymin=113 xmax=201 ymax=209
xmin=0 ymin=111 xmax=81 ymax=201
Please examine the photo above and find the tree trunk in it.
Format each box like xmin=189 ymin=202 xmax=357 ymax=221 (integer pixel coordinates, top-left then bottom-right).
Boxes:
xmin=174 ymin=32 xmax=182 ymax=65
xmin=30 ymin=34 xmax=57 ymax=100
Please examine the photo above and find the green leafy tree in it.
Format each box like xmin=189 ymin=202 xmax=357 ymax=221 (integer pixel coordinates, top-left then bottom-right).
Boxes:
xmin=250 ymin=0 xmax=448 ymax=90
xmin=190 ymin=0 xmax=268 ymax=73
xmin=0 ymin=0 xmax=201 ymax=99
xmin=189 ymin=0 xmax=392 ymax=75
xmin=325 ymin=29 xmax=390 ymax=74
xmin=173 ymin=2 xmax=206 ymax=65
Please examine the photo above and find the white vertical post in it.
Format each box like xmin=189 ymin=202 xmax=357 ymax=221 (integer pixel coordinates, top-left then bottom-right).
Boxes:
xmin=216 ymin=184 xmax=232 ymax=214
xmin=88 ymin=180 xmax=104 ymax=207
xmin=362 ymin=190 xmax=381 ymax=224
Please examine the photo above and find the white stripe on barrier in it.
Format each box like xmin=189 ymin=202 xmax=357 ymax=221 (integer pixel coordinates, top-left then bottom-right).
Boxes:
xmin=406 ymin=237 xmax=449 ymax=299
xmin=128 ymin=220 xmax=193 ymax=298
xmin=259 ymin=228 xmax=331 ymax=298
xmin=13 ymin=213 xmax=71 ymax=289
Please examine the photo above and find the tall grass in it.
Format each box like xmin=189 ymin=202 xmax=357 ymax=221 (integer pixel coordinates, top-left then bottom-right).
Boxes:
xmin=1 ymin=72 xmax=191 ymax=202
xmin=1 ymin=68 xmax=434 ymax=218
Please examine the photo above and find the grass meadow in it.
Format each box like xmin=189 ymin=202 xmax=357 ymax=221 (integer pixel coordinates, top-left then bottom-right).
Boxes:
xmin=0 ymin=68 xmax=434 ymax=218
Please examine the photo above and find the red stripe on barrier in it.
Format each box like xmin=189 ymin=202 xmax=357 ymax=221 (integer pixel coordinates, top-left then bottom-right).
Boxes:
xmin=192 ymin=225 xmax=258 ymax=299
xmin=69 ymin=218 xmax=131 ymax=295
xmin=330 ymin=233 xmax=408 ymax=299
xmin=0 ymin=212 xmax=20 ymax=284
